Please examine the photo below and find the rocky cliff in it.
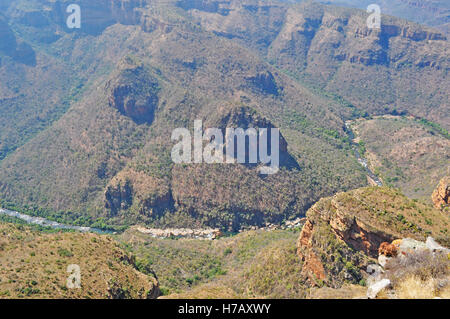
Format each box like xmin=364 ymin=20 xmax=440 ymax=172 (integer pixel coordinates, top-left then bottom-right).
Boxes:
xmin=105 ymin=168 xmax=173 ymax=219
xmin=297 ymin=186 xmax=450 ymax=288
xmin=432 ymin=176 xmax=450 ymax=209
xmin=106 ymin=56 xmax=160 ymax=124
xmin=181 ymin=0 xmax=449 ymax=128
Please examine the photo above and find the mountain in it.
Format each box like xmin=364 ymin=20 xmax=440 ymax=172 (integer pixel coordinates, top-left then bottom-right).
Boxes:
xmin=0 ymin=221 xmax=159 ymax=298
xmin=0 ymin=0 xmax=448 ymax=231
xmin=317 ymin=0 xmax=450 ymax=35
xmin=182 ymin=0 xmax=449 ymax=128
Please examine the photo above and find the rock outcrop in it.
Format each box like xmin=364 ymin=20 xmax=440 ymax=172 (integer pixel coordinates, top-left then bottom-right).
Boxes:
xmin=432 ymin=176 xmax=450 ymax=209
xmin=209 ymin=105 xmax=300 ymax=170
xmin=135 ymin=226 xmax=222 ymax=240
xmin=365 ymin=236 xmax=449 ymax=299
xmin=106 ymin=57 xmax=160 ymax=124
xmin=297 ymin=186 xmax=450 ymax=288
xmin=105 ymin=169 xmax=173 ymax=218
xmin=378 ymin=242 xmax=398 ymax=257
xmin=245 ymin=71 xmax=281 ymax=96
xmin=105 ymin=179 xmax=133 ymax=214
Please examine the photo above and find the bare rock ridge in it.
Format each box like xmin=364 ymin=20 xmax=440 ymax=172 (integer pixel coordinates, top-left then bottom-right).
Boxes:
xmin=432 ymin=176 xmax=450 ymax=209
xmin=317 ymin=0 xmax=450 ymax=35
xmin=7 ymin=0 xmax=171 ymax=38
xmin=297 ymin=186 xmax=450 ymax=288
xmin=245 ymin=71 xmax=281 ymax=95
xmin=209 ymin=105 xmax=299 ymax=170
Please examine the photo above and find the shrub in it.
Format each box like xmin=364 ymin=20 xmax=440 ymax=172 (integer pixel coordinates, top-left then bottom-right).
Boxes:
xmin=385 ymin=250 xmax=449 ymax=295
xmin=57 ymin=248 xmax=73 ymax=258
xmin=395 ymin=275 xmax=437 ymax=299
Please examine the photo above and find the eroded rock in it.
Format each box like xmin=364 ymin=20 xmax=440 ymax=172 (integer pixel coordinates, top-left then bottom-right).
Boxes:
xmin=432 ymin=176 xmax=449 ymax=209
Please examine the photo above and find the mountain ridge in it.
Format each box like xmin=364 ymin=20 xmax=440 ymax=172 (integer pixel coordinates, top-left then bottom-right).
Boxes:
xmin=0 ymin=0 xmax=447 ymax=231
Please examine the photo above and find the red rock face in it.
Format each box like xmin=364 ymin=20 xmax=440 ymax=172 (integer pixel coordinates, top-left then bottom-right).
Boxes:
xmin=297 ymin=220 xmax=327 ymax=282
xmin=296 ymin=186 xmax=450 ymax=289
xmin=332 ymin=217 xmax=393 ymax=258
xmin=432 ymin=177 xmax=449 ymax=209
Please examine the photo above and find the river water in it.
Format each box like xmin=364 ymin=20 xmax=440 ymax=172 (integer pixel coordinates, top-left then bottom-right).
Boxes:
xmin=345 ymin=121 xmax=383 ymax=186
xmin=0 ymin=207 xmax=113 ymax=234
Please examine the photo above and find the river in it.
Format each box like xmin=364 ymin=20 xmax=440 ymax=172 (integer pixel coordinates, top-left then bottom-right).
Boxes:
xmin=0 ymin=207 xmax=114 ymax=234
xmin=345 ymin=121 xmax=383 ymax=186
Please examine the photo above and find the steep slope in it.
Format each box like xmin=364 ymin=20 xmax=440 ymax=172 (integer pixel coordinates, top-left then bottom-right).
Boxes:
xmin=118 ymin=186 xmax=449 ymax=298
xmin=119 ymin=225 xmax=305 ymax=298
xmin=297 ymin=186 xmax=449 ymax=288
xmin=0 ymin=222 xmax=159 ymax=299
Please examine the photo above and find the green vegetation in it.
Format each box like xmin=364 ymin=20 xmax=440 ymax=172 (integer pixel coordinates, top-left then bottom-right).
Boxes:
xmin=0 ymin=222 xmax=159 ymax=299
xmin=353 ymin=116 xmax=449 ymax=201
xmin=119 ymin=227 xmax=304 ymax=298
xmin=0 ymin=199 xmax=126 ymax=232
xmin=415 ymin=118 xmax=450 ymax=139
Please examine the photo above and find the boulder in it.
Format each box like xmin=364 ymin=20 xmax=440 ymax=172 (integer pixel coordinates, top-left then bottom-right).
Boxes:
xmin=367 ymin=279 xmax=391 ymax=299
xmin=378 ymin=242 xmax=398 ymax=257
xmin=426 ymin=237 xmax=450 ymax=253
xmin=366 ymin=264 xmax=384 ymax=286
xmin=377 ymin=255 xmax=390 ymax=268
xmin=399 ymin=238 xmax=428 ymax=254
